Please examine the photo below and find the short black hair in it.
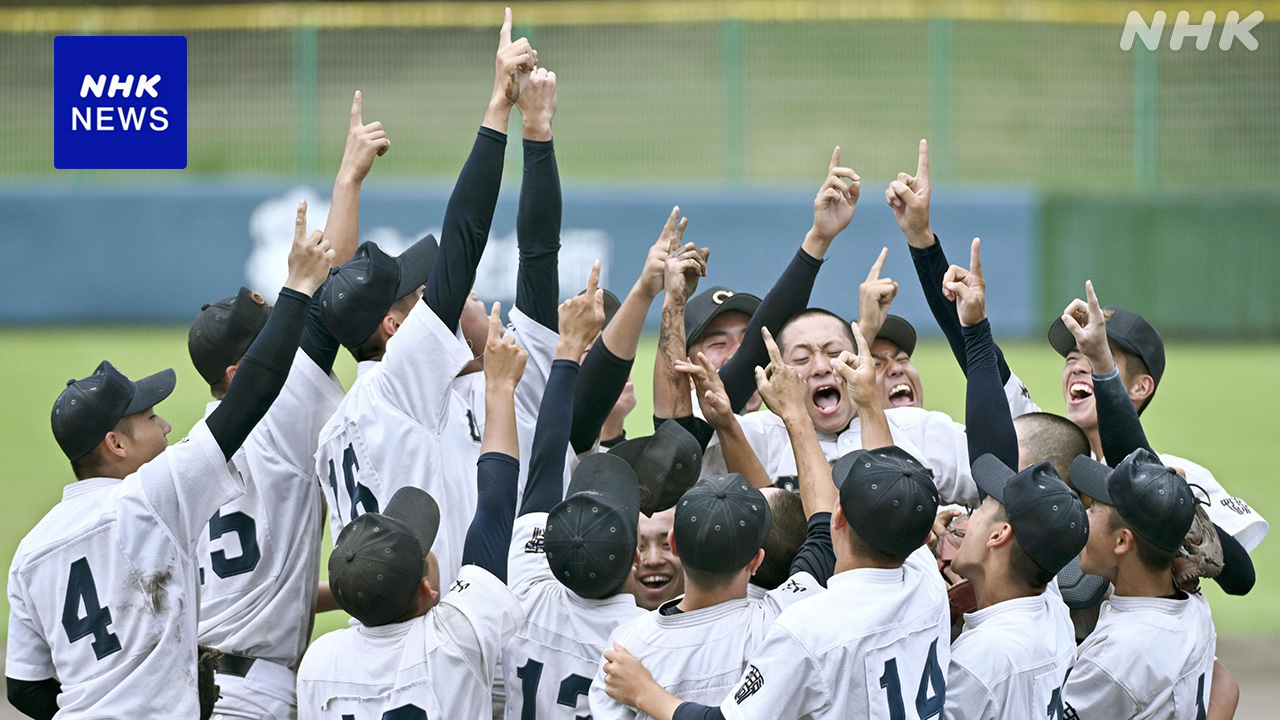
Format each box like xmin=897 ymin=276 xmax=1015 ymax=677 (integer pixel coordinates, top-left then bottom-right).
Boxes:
xmin=1014 ymin=412 xmax=1090 ymax=487
xmin=682 ymin=565 xmax=740 ymax=591
xmin=752 ymin=490 xmax=806 ymax=590
xmin=349 ymin=293 xmax=420 ymax=362
xmin=847 ymin=527 xmax=910 ymax=567
xmin=1105 ymin=503 xmax=1177 ymax=571
xmin=778 ymin=308 xmax=855 ymax=352
xmin=1101 ymin=308 xmax=1155 ymax=415
xmin=991 ymin=504 xmax=1056 ymax=589
xmin=69 ymin=417 xmax=133 ymax=480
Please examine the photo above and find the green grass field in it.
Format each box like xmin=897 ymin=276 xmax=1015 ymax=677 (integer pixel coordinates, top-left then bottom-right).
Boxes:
xmin=1 ymin=327 xmax=1276 ymax=640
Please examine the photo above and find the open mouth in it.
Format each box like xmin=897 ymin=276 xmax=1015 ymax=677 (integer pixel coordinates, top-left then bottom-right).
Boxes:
xmin=888 ymin=383 xmax=916 ymax=408
xmin=639 ymin=574 xmax=672 ymax=590
xmin=1068 ymin=380 xmax=1094 ymax=405
xmin=811 ymin=384 xmax=842 ymax=415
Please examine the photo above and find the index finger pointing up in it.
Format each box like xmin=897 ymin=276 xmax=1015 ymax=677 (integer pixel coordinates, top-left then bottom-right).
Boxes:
xmin=762 ymin=327 xmax=784 ymax=367
xmin=969 ymin=238 xmax=982 ymax=280
xmin=917 ymin=139 xmax=929 ymax=181
xmin=828 ymin=146 xmax=841 ymax=175
xmin=294 ymin=199 xmax=308 ymax=243
xmin=350 ymin=91 xmax=362 ymax=131
xmin=866 ymin=247 xmax=888 ymax=283
xmin=585 ymin=259 xmax=601 ymax=298
xmin=487 ymin=301 xmax=503 ymax=343
xmin=500 ymin=7 xmax=513 ymax=48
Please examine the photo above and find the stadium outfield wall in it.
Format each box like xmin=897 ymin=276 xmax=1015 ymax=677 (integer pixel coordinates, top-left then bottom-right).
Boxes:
xmin=1 ymin=183 xmax=1277 ymax=337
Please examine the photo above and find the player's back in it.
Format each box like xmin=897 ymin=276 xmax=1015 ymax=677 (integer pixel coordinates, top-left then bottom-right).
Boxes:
xmin=1065 ymin=591 xmax=1216 ymax=720
xmin=196 ymin=350 xmax=345 ymax=669
xmin=6 ymin=422 xmax=241 ymax=719
xmin=720 ymin=546 xmax=949 ymax=720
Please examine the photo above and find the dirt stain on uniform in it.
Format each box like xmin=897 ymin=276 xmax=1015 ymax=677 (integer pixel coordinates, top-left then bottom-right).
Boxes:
xmin=140 ymin=570 xmax=171 ymax=614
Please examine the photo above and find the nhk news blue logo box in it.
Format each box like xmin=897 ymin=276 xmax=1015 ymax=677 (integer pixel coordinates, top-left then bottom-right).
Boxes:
xmin=55 ymin=36 xmax=187 ymax=169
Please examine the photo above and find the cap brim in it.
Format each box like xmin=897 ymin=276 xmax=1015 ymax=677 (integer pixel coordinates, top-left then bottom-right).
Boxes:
xmin=123 ymin=368 xmax=176 ymax=416
xmin=1047 ymin=317 xmax=1077 ymax=357
xmin=877 ymin=315 xmax=917 ymax=356
xmin=1069 ymin=455 xmax=1113 ymax=505
xmin=1056 ymin=555 xmax=1110 ymax=610
xmin=383 ymin=486 xmax=441 ymax=556
xmin=970 ymin=454 xmax=1015 ymax=503
xmin=831 ymin=451 xmax=863 ymax=492
xmin=568 ymin=453 xmax=641 ymax=518
xmin=687 ymin=293 xmax=761 ymax=346
xmin=394 ymin=234 xmax=439 ymax=299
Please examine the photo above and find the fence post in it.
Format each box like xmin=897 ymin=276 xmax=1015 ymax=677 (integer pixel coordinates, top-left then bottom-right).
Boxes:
xmin=721 ymin=18 xmax=745 ymax=180
xmin=928 ymin=18 xmax=954 ymax=181
xmin=1134 ymin=45 xmax=1159 ymax=188
xmin=292 ymin=25 xmax=319 ymax=179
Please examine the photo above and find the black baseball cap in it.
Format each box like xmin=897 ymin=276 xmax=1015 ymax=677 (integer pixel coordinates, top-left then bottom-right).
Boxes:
xmin=578 ymin=287 xmax=622 ymax=328
xmin=1048 ymin=306 xmax=1165 ymax=394
xmin=1071 ymin=449 xmax=1195 ymax=553
xmin=673 ymin=474 xmax=772 ymax=574
xmin=684 ymin=286 xmax=761 ymax=348
xmin=971 ymin=455 xmax=1089 ymax=576
xmin=51 ymin=361 xmax=176 ymax=461
xmin=544 ymin=454 xmax=641 ymax=599
xmin=319 ymin=237 xmax=438 ymax=349
xmin=608 ymin=421 xmax=702 ymax=516
xmin=329 ymin=487 xmax=441 ymax=627
xmin=188 ymin=287 xmax=272 ymax=385
xmin=833 ymin=446 xmax=938 ymax=556
xmin=875 ymin=315 xmax=917 ymax=357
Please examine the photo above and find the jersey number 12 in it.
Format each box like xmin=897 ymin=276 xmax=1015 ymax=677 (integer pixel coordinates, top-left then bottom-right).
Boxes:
xmin=516 ymin=658 xmax=591 ymax=720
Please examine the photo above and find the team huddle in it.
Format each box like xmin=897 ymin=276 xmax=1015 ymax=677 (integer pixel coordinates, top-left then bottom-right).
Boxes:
xmin=7 ymin=10 xmax=1271 ymax=720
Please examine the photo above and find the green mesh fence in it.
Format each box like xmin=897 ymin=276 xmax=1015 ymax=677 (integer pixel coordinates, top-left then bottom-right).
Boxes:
xmin=3 ymin=4 xmax=1279 ymax=188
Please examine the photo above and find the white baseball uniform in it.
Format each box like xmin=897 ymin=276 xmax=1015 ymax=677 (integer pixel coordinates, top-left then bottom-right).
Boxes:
xmin=1157 ymin=453 xmax=1267 ymax=552
xmin=944 ymin=586 xmax=1076 ymax=720
xmin=703 ymin=407 xmax=979 ymax=506
xmin=588 ymin=570 xmax=823 ymax=719
xmin=717 ymin=545 xmax=949 ymax=720
xmin=316 ymin=300 xmax=481 ymax=591
xmin=1064 ymin=590 xmax=1216 ymax=719
xmin=6 ymin=420 xmax=244 ymax=719
xmin=502 ymin=512 xmax=645 ymax=720
xmin=295 ymin=565 xmax=524 ymax=720
xmin=196 ymin=349 xmax=345 ymax=718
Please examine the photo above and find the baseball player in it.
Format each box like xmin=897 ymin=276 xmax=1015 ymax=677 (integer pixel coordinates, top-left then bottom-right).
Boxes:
xmin=1065 ymin=451 xmax=1217 ymax=719
xmin=296 ymin=303 xmax=529 ymax=719
xmin=189 ymin=103 xmax=384 ymax=718
xmin=5 ymin=221 xmax=333 ymax=719
xmin=601 ymin=445 xmax=946 ymax=720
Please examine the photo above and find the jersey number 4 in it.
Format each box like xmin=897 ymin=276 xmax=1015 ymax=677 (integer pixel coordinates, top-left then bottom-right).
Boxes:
xmin=62 ymin=557 xmax=122 ymax=661
xmin=878 ymin=639 xmax=946 ymax=720
xmin=329 ymin=442 xmax=379 ymax=525
xmin=516 ymin=659 xmax=591 ymax=720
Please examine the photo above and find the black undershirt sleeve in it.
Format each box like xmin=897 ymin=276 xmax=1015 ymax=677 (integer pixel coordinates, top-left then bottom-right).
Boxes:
xmin=1214 ymin=525 xmax=1256 ymax=595
xmin=962 ymin=319 xmax=1020 ymax=473
xmin=521 ymin=360 xmax=579 ymax=515
xmin=423 ymin=127 xmax=507 ymax=333
xmin=909 ymin=239 xmax=1012 ymax=384
xmin=298 ymin=285 xmax=341 ymax=375
xmin=788 ymin=512 xmax=836 ymax=586
xmin=570 ymin=341 xmax=633 ymax=454
xmin=7 ymin=676 xmax=60 ymax=720
xmin=516 ymin=138 xmax=562 ymax=331
xmin=653 ymin=414 xmax=716 ymax=452
xmin=672 ymin=703 xmax=725 ymax=720
xmin=719 ymin=249 xmax=823 ymax=413
xmin=462 ymin=452 xmax=519 ymax=582
xmin=207 ymin=287 xmax=309 ymax=460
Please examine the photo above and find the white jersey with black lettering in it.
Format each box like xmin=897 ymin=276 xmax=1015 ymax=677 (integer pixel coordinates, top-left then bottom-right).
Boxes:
xmin=316 ymin=301 xmax=480 ymax=591
xmin=718 ymin=546 xmax=949 ymax=720
xmin=296 ymin=565 xmax=524 ymax=720
xmin=1063 ymin=591 xmax=1216 ymax=720
xmin=944 ymin=588 xmax=1076 ymax=720
xmin=703 ymin=407 xmax=978 ymax=506
xmin=588 ymin=570 xmax=823 ymax=719
xmin=1158 ymin=453 xmax=1267 ymax=552
xmin=502 ymin=513 xmax=645 ymax=720
xmin=197 ymin=351 xmax=344 ymax=668
xmin=6 ymin=421 xmax=244 ymax=719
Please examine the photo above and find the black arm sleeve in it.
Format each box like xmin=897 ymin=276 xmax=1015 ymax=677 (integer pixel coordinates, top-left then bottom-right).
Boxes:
xmin=298 ymin=285 xmax=341 ymax=375
xmin=7 ymin=677 xmax=60 ymax=720
xmin=653 ymin=414 xmax=716 ymax=452
xmin=720 ymin=249 xmax=823 ymax=413
xmin=516 ymin=138 xmax=561 ymax=331
xmin=1213 ymin=524 xmax=1256 ymax=595
xmin=207 ymin=287 xmax=309 ymax=460
xmin=570 ymin=340 xmax=634 ymax=454
xmin=1093 ymin=367 xmax=1154 ymax=466
xmin=909 ymin=239 xmax=1012 ymax=384
xmin=962 ymin=319 xmax=1019 ymax=473
xmin=462 ymin=452 xmax=519 ymax=582
xmin=788 ymin=512 xmax=836 ymax=586
xmin=423 ymin=127 xmax=507 ymax=333
xmin=521 ymin=360 xmax=579 ymax=515
xmin=672 ymin=703 xmax=726 ymax=720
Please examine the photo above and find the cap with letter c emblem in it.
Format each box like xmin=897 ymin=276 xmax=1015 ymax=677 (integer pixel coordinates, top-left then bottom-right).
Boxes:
xmin=712 ymin=289 xmax=734 ymax=305
xmin=685 ymin=286 xmax=761 ymax=347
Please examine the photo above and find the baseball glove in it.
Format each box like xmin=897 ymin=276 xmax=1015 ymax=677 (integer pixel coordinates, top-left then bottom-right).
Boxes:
xmin=1173 ymin=493 xmax=1223 ymax=593
xmin=198 ymin=644 xmax=224 ymax=720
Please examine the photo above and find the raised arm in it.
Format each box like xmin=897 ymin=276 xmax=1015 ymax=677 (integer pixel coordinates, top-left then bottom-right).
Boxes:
xmin=943 ymin=238 xmax=1019 ymax=471
xmin=323 ymin=91 xmax=389 ymax=266
xmin=675 ymin=352 xmax=771 ymax=489
xmin=424 ymin=9 xmax=534 ymax=331
xmin=717 ymin=147 xmax=858 ymax=412
xmin=521 ymin=264 xmax=605 ymax=514
xmin=570 ymin=231 xmax=666 ymax=453
xmin=207 ymin=201 xmax=333 ymax=460
xmin=652 ymin=207 xmax=708 ymax=420
xmin=832 ymin=324 xmax=893 ymax=451
xmin=461 ymin=302 xmax=528 ymax=581
xmin=514 ymin=67 xmax=561 ymax=330
xmin=855 ymin=247 xmax=899 ymax=343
